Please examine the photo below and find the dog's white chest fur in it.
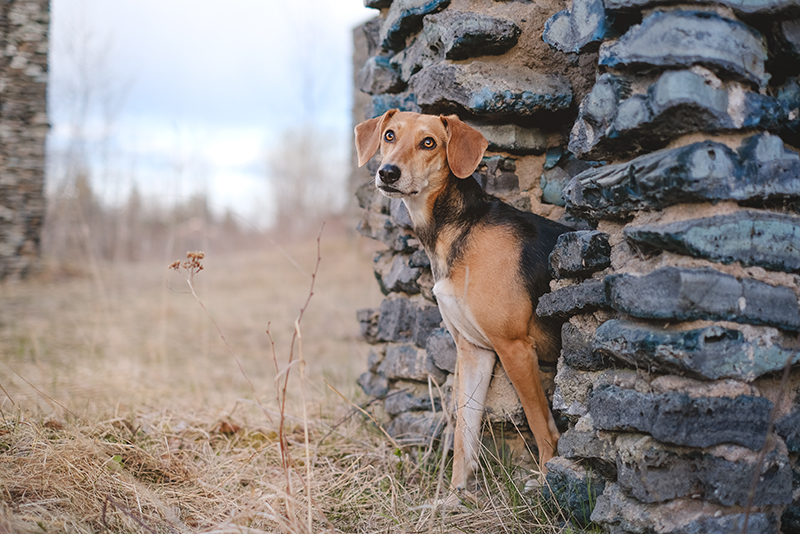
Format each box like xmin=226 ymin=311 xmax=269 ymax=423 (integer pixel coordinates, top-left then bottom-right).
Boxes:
xmin=433 ymin=278 xmax=493 ymax=351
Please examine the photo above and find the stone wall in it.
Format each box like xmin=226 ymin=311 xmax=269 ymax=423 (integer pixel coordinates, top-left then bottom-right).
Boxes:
xmin=352 ymin=0 xmax=800 ymax=531
xmin=0 ymin=0 xmax=49 ymax=280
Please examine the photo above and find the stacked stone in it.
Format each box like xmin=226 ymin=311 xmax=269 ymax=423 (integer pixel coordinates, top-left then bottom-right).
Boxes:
xmin=0 ymin=0 xmax=49 ymax=280
xmin=353 ymin=0 xmax=800 ymax=531
xmin=540 ymin=0 xmax=800 ymax=531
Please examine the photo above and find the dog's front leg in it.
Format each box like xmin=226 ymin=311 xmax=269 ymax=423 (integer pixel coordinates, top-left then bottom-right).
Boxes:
xmin=451 ymin=336 xmax=495 ymax=493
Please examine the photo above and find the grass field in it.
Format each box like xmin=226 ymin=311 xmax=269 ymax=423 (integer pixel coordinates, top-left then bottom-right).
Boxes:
xmin=0 ymin=226 xmax=578 ymax=533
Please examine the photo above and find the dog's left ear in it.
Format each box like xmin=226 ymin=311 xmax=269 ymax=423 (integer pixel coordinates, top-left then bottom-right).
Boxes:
xmin=442 ymin=115 xmax=489 ymax=179
xmin=355 ymin=109 xmax=398 ymax=167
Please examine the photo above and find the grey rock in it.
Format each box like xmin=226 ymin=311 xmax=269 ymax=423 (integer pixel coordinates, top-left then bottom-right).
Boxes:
xmin=776 ymin=408 xmax=800 ymax=452
xmin=536 ymin=279 xmax=609 ymax=318
xmin=394 ymin=11 xmax=520 ymax=81
xmin=357 ymin=55 xmax=405 ymax=95
xmin=562 ymin=320 xmax=607 ymax=371
xmin=408 ymin=248 xmax=430 ymax=269
xmin=358 ymin=371 xmax=390 ymax=398
xmin=473 ymin=156 xmax=519 ymax=196
xmin=378 ymin=343 xmax=448 ymax=384
xmin=366 ymin=90 xmax=421 ymax=119
xmin=606 ymin=267 xmax=800 ymax=331
xmin=568 ymin=69 xmax=790 ymax=160
xmin=376 ymin=297 xmax=417 ymax=343
xmin=599 ymin=11 xmax=768 ymax=87
xmin=373 ymin=250 xmax=421 ymax=295
xmin=367 ymin=347 xmax=385 ymax=372
xmin=544 ymin=457 xmax=606 ymax=526
xmin=425 ymin=327 xmax=456 ymax=374
xmin=386 ymin=410 xmax=446 ymax=445
xmin=413 ymin=304 xmax=442 ymax=348
xmin=365 ymin=0 xmax=392 ymax=9
xmin=558 ymin=418 xmax=619 ymax=463
xmin=549 ymin=230 xmax=611 ymax=279
xmin=604 ymin=0 xmax=800 ymax=17
xmin=589 ymin=385 xmax=772 ymax=450
xmin=357 ymin=307 xmax=381 ymax=343
xmin=591 ymin=483 xmax=780 ymax=534
xmin=615 ymin=434 xmax=792 ymax=506
xmin=565 ymin=133 xmax=800 ymax=221
xmin=389 ymin=198 xmax=413 ymax=229
xmin=776 ymin=19 xmax=800 ymax=60
xmin=470 ymin=123 xmax=546 ymax=155
xmin=540 ymin=167 xmax=569 ymax=206
xmin=357 ymin=211 xmax=417 ymax=252
xmin=544 ymin=0 xmax=613 ymax=53
xmin=412 ymin=61 xmax=572 ymax=118
xmin=384 ymin=381 xmax=442 ymax=415
xmin=625 ymin=210 xmax=800 ymax=274
xmin=379 ymin=0 xmax=451 ymax=51
xmin=594 ymin=319 xmax=800 ymax=381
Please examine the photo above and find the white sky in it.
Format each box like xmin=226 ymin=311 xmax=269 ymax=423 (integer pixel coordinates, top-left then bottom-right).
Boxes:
xmin=47 ymin=0 xmax=374 ymax=227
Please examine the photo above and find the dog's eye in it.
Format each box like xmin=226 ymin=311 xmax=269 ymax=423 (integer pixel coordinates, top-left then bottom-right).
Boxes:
xmin=384 ymin=130 xmax=395 ymax=142
xmin=421 ymin=137 xmax=436 ymax=149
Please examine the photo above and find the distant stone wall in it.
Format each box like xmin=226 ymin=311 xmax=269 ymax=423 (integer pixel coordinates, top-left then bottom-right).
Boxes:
xmin=352 ymin=0 xmax=800 ymax=531
xmin=0 ymin=0 xmax=49 ymax=280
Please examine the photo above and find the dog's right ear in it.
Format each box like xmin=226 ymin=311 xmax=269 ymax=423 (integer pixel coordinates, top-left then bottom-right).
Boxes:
xmin=355 ymin=109 xmax=398 ymax=167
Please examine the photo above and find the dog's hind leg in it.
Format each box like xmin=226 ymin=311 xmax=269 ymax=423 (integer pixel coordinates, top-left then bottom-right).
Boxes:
xmin=450 ymin=335 xmax=495 ymax=493
xmin=492 ymin=338 xmax=560 ymax=473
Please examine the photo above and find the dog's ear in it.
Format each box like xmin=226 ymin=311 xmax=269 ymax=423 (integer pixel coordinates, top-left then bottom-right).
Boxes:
xmin=442 ymin=115 xmax=488 ymax=179
xmin=355 ymin=109 xmax=398 ymax=167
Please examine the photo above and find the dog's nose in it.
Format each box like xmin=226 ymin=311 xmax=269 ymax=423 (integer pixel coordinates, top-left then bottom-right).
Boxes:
xmin=378 ymin=164 xmax=401 ymax=184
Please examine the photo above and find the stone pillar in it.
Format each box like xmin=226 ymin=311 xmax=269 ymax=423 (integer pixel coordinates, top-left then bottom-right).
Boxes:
xmin=353 ymin=0 xmax=800 ymax=530
xmin=0 ymin=0 xmax=50 ymax=280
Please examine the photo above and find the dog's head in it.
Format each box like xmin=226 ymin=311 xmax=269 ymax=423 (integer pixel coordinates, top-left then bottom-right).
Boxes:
xmin=354 ymin=110 xmax=488 ymax=199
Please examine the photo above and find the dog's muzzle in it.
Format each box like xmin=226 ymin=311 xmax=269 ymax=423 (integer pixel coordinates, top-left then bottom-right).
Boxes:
xmin=378 ymin=164 xmax=401 ymax=185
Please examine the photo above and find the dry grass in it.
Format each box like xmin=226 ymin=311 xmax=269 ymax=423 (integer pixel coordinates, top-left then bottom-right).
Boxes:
xmin=0 ymin=227 xmax=578 ymax=533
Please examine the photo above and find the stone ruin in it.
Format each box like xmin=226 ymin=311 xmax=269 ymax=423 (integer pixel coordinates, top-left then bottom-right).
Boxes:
xmin=0 ymin=0 xmax=49 ymax=280
xmin=352 ymin=0 xmax=800 ymax=531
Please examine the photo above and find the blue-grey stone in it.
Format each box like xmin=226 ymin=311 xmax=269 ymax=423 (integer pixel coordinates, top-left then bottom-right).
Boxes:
xmin=777 ymin=19 xmax=800 ymax=59
xmin=625 ymin=211 xmax=800 ymax=274
xmin=376 ymin=297 xmax=417 ymax=343
xmin=562 ymin=320 xmax=608 ymax=370
xmin=379 ymin=0 xmax=450 ymax=51
xmin=366 ymin=90 xmax=421 ymax=119
xmin=592 ymin=483 xmax=780 ymax=534
xmin=473 ymin=156 xmax=518 ymax=196
xmin=549 ymin=230 xmax=611 ymax=279
xmin=568 ymin=69 xmax=791 ymax=159
xmin=544 ymin=146 xmax=564 ymax=170
xmin=603 ymin=0 xmax=800 ymax=17
xmin=540 ymin=167 xmax=569 ymax=206
xmin=412 ymin=61 xmax=572 ymax=118
xmin=384 ymin=383 xmax=441 ymax=415
xmin=365 ymin=0 xmax=392 ymax=8
xmin=565 ymin=133 xmax=800 ymax=220
xmin=606 ymin=267 xmax=800 ymax=331
xmin=471 ymin=123 xmax=546 ymax=155
xmin=385 ymin=410 xmax=446 ymax=444
xmin=589 ymin=385 xmax=773 ymax=449
xmin=543 ymin=0 xmax=614 ymax=53
xmin=358 ymin=371 xmax=390 ymax=398
xmin=374 ymin=250 xmax=421 ymax=295
xmin=357 ymin=307 xmax=380 ymax=343
xmin=389 ymin=198 xmax=413 ymax=229
xmin=378 ymin=342 xmax=448 ymax=384
xmin=536 ymin=279 xmax=610 ymax=318
xmin=599 ymin=11 xmax=768 ymax=87
xmin=413 ymin=304 xmax=442 ymax=348
xmin=544 ymin=457 xmax=606 ymax=527
xmin=614 ymin=434 xmax=792 ymax=507
xmin=776 ymin=408 xmax=800 ymax=452
xmin=594 ymin=319 xmax=800 ymax=381
xmin=425 ymin=327 xmax=456 ymax=374
xmin=357 ymin=55 xmax=405 ymax=95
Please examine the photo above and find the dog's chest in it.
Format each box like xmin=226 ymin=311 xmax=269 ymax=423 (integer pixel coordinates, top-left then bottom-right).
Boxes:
xmin=433 ymin=277 xmax=493 ymax=351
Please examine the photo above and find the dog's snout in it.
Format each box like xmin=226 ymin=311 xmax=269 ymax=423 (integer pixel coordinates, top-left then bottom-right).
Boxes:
xmin=378 ymin=164 xmax=401 ymax=184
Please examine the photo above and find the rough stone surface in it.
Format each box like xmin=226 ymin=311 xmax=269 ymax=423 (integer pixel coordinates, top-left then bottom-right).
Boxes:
xmin=376 ymin=297 xmax=417 ymax=343
xmin=565 ymin=133 xmax=800 ymax=220
xmin=594 ymin=319 xmax=800 ymax=381
xmin=562 ymin=320 xmax=607 ymax=371
xmin=473 ymin=156 xmax=519 ymax=197
xmin=358 ymin=371 xmax=390 ymax=398
xmin=599 ymin=11 xmax=768 ymax=87
xmin=384 ymin=381 xmax=442 ymax=415
xmin=549 ymin=230 xmax=611 ymax=279
xmin=412 ymin=61 xmax=573 ymax=118
xmin=606 ymin=267 xmax=800 ymax=332
xmin=366 ymin=90 xmax=421 ymax=119
xmin=425 ymin=327 xmax=456 ymax=374
xmin=589 ymin=385 xmax=772 ymax=450
xmin=544 ymin=0 xmax=612 ymax=53
xmin=373 ymin=251 xmax=422 ymax=295
xmin=385 ymin=410 xmax=446 ymax=445
xmin=603 ymin=0 xmax=800 ymax=16
xmin=544 ymin=456 xmax=606 ymax=526
xmin=591 ymin=483 xmax=780 ymax=534
xmin=776 ymin=407 xmax=800 ymax=452
xmin=412 ymin=304 xmax=443 ymax=348
xmin=615 ymin=434 xmax=792 ymax=506
xmin=379 ymin=0 xmax=450 ymax=51
xmin=393 ymin=10 xmax=519 ymax=81
xmin=625 ymin=211 xmax=800 ymax=274
xmin=470 ymin=123 xmax=546 ymax=155
xmin=536 ymin=279 xmax=609 ymax=318
xmin=377 ymin=343 xmax=448 ymax=384
xmin=0 ymin=0 xmax=49 ymax=280
xmin=357 ymin=307 xmax=381 ymax=343
xmin=569 ymin=69 xmax=789 ymax=160
xmin=357 ymin=55 xmax=405 ymax=95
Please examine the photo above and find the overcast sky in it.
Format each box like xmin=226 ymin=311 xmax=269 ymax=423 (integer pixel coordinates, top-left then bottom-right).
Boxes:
xmin=47 ymin=0 xmax=373 ymax=227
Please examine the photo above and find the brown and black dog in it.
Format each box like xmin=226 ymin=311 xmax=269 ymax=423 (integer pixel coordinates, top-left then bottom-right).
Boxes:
xmin=355 ymin=110 xmax=567 ymax=496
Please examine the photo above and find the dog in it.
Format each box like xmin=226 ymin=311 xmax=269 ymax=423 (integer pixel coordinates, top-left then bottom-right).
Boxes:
xmin=355 ymin=110 xmax=568 ymax=496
